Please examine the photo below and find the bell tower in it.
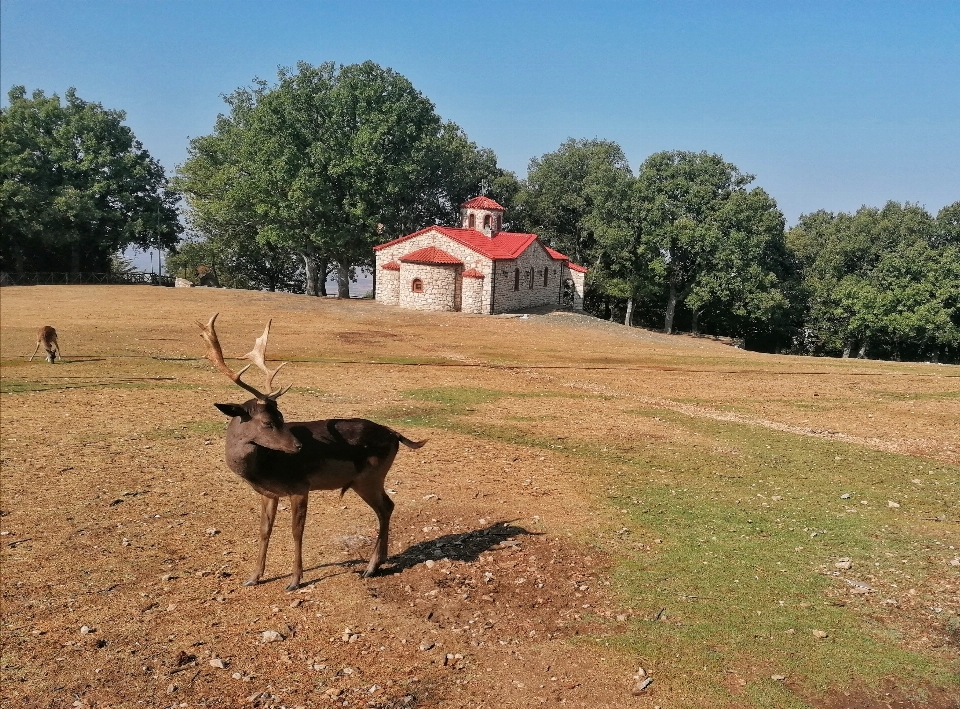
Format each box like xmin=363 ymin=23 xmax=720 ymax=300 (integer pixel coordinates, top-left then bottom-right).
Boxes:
xmin=460 ymin=196 xmax=505 ymax=237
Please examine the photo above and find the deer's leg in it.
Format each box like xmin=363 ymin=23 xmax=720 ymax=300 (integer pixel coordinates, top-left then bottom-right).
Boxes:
xmin=287 ymin=493 xmax=309 ymax=591
xmin=29 ymin=342 xmax=41 ymax=361
xmin=245 ymin=494 xmax=278 ymax=586
xmin=352 ymin=470 xmax=396 ymax=578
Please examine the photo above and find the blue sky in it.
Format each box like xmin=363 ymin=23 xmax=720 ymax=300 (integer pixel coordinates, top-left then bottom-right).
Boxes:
xmin=3 ymin=0 xmax=959 ymax=230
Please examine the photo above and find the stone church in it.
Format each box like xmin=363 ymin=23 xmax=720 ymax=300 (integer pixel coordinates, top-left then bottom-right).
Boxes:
xmin=374 ymin=197 xmax=587 ymax=314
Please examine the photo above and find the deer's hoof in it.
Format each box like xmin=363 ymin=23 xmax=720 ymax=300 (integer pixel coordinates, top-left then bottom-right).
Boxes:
xmin=243 ymin=578 xmax=260 ymax=587
xmin=285 ymin=581 xmax=300 ymax=591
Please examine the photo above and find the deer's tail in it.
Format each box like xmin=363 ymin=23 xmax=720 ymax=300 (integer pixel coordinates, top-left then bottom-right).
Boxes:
xmin=395 ymin=431 xmax=427 ymax=450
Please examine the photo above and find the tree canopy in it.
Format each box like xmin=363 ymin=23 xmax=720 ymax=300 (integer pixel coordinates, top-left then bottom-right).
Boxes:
xmin=1 ymin=86 xmax=181 ymax=273
xmin=176 ymin=61 xmax=515 ymax=297
xmin=788 ymin=201 xmax=960 ymax=362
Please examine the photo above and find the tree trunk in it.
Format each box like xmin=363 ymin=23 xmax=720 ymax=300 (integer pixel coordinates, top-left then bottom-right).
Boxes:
xmin=624 ymin=297 xmax=634 ymax=327
xmin=691 ymin=310 xmax=700 ymax=335
xmin=337 ymin=263 xmax=350 ymax=299
xmin=318 ymin=257 xmax=328 ymax=297
xmin=842 ymin=340 xmax=853 ymax=358
xmin=70 ymin=244 xmax=81 ymax=277
xmin=857 ymin=342 xmax=868 ymax=359
xmin=301 ymin=250 xmax=319 ymax=296
xmin=664 ymin=282 xmax=679 ymax=334
xmin=371 ymin=267 xmax=377 ymax=299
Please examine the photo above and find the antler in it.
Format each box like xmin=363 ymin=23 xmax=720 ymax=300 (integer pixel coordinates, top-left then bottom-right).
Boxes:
xmin=196 ymin=313 xmax=270 ymax=401
xmin=242 ymin=320 xmax=291 ymax=399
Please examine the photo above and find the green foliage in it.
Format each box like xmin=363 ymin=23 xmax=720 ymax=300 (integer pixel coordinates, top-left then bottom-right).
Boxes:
xmin=517 ymin=139 xmax=632 ymax=267
xmin=788 ymin=202 xmax=960 ymax=362
xmin=1 ymin=86 xmax=181 ymax=273
xmin=165 ymin=235 xmax=303 ymax=292
xmin=176 ymin=61 xmax=514 ymax=296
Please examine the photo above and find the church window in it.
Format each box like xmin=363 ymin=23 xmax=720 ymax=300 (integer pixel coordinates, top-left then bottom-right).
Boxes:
xmin=513 ymin=268 xmax=520 ymax=291
xmin=529 ymin=267 xmax=534 ymax=289
xmin=543 ymin=267 xmax=549 ymax=286
xmin=468 ymin=213 xmax=476 ymax=229
xmin=412 ymin=278 xmax=423 ymax=293
xmin=483 ymin=214 xmax=491 ymax=229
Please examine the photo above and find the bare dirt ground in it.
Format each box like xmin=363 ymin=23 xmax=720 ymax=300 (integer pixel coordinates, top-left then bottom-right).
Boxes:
xmin=1 ymin=286 xmax=958 ymax=709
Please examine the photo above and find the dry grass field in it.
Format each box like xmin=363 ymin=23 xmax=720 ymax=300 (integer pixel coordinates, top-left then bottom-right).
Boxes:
xmin=1 ymin=285 xmax=958 ymax=709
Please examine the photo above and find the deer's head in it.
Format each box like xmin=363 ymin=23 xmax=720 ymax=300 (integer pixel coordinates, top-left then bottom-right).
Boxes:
xmin=214 ymin=398 xmax=301 ymax=454
xmin=199 ymin=313 xmax=301 ymax=455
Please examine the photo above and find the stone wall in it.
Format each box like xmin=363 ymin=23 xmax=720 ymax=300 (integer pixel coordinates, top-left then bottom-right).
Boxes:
xmin=378 ymin=269 xmax=400 ymax=305
xmin=561 ymin=265 xmax=587 ymax=311
xmin=461 ymin=275 xmax=485 ymax=314
xmin=397 ymin=262 xmax=459 ymax=311
xmin=376 ymin=230 xmax=494 ymax=313
xmin=490 ymin=242 xmax=562 ymax=314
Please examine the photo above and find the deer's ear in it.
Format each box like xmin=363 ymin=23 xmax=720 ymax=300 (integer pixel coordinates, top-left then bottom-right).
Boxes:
xmin=215 ymin=403 xmax=249 ymax=419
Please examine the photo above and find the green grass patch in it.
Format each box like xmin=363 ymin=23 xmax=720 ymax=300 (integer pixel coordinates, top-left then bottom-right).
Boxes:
xmin=367 ymin=388 xmax=960 ymax=706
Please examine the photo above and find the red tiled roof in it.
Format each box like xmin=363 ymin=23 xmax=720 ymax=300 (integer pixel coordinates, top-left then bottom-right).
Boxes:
xmin=461 ymin=268 xmax=485 ymax=279
xmin=543 ymin=245 xmax=588 ymax=273
xmin=461 ymin=196 xmax=505 ymax=211
xmin=399 ymin=246 xmax=462 ymax=265
xmin=376 ymin=226 xmax=539 ymax=261
xmin=381 ymin=261 xmax=400 ymax=271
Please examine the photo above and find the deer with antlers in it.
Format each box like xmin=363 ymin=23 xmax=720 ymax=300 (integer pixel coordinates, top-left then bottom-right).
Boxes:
xmin=29 ymin=326 xmax=60 ymax=363
xmin=197 ymin=313 xmax=425 ymax=590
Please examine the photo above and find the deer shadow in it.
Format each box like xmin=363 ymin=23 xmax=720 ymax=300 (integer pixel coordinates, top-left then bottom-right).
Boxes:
xmin=288 ymin=520 xmax=537 ymax=588
xmin=378 ymin=519 xmax=537 ymax=576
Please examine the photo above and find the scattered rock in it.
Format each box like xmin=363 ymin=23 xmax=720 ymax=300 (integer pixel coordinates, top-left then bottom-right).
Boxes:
xmin=79 ymin=625 xmax=94 ymax=635
xmin=812 ymin=630 xmax=828 ymax=639
xmin=205 ymin=528 xmax=219 ymax=536
xmin=209 ymin=658 xmax=227 ymax=669
xmin=887 ymin=500 xmax=900 ymax=508
xmin=631 ymin=677 xmax=654 ymax=695
xmin=425 ymin=560 xmax=436 ymax=569
xmin=835 ymin=558 xmax=853 ymax=570
xmin=419 ymin=641 xmax=435 ymax=651
xmin=771 ymin=674 xmax=786 ymax=681
xmin=260 ymin=630 xmax=284 ymax=643
xmin=160 ymin=573 xmax=177 ymax=582
xmin=840 ymin=493 xmax=852 ymax=499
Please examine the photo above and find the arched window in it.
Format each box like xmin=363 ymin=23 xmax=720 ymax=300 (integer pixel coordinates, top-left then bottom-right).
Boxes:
xmin=468 ymin=213 xmax=476 ymax=229
xmin=543 ymin=267 xmax=549 ymax=287
xmin=528 ymin=267 xmax=534 ymax=289
xmin=513 ymin=268 xmax=520 ymax=291
xmin=483 ymin=214 xmax=491 ymax=230
xmin=411 ymin=278 xmax=424 ymax=293
xmin=493 ymin=215 xmax=500 ymax=231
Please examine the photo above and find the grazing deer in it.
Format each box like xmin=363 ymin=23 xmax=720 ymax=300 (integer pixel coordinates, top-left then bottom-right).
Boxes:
xmin=29 ymin=326 xmax=60 ymax=363
xmin=197 ymin=313 xmax=425 ymax=590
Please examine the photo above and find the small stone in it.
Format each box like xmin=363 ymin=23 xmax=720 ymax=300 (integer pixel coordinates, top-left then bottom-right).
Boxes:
xmin=840 ymin=493 xmax=852 ymax=499
xmin=835 ymin=558 xmax=853 ymax=570
xmin=419 ymin=641 xmax=435 ymax=651
xmin=771 ymin=495 xmax=784 ymax=501
xmin=79 ymin=625 xmax=93 ymax=635
xmin=167 ymin=682 xmax=178 ymax=694
xmin=261 ymin=630 xmax=284 ymax=643
xmin=232 ymin=672 xmax=243 ymax=679
xmin=631 ymin=677 xmax=653 ymax=695
xmin=771 ymin=674 xmax=786 ymax=681
xmin=289 ymin=599 xmax=302 ymax=608
xmin=209 ymin=658 xmax=227 ymax=669
xmin=160 ymin=573 xmax=176 ymax=582
xmin=812 ymin=630 xmax=828 ymax=639
xmin=205 ymin=528 xmax=220 ymax=536
xmin=888 ymin=500 xmax=900 ymax=508
xmin=324 ymin=688 xmax=342 ymax=697
xmin=425 ymin=560 xmax=436 ymax=569
xmin=950 ymin=559 xmax=960 ymax=567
